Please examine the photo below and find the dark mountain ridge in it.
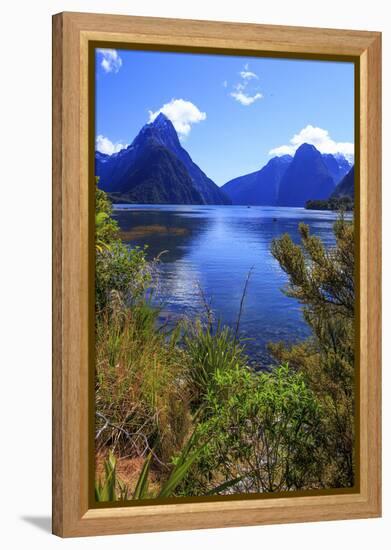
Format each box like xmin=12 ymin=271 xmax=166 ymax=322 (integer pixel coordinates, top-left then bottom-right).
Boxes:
xmin=331 ymin=166 xmax=354 ymax=199
xmin=222 ymin=144 xmax=351 ymax=207
xmin=322 ymin=153 xmax=352 ymax=185
xmin=222 ymin=155 xmax=292 ymax=206
xmin=277 ymin=143 xmax=336 ymax=207
xmin=95 ymin=113 xmax=230 ymax=205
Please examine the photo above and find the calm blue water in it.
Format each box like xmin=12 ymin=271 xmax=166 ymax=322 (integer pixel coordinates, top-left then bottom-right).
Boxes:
xmin=113 ymin=205 xmax=343 ymax=367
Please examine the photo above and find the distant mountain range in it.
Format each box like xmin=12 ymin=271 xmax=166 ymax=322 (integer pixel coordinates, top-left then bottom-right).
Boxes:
xmin=95 ymin=114 xmax=353 ymax=207
xmin=331 ymin=166 xmax=354 ymax=199
xmin=222 ymin=143 xmax=353 ymax=207
xmin=305 ymin=166 xmax=355 ymax=211
xmin=222 ymin=155 xmax=292 ymax=206
xmin=95 ymin=113 xmax=230 ymax=205
xmin=322 ymin=153 xmax=352 ymax=186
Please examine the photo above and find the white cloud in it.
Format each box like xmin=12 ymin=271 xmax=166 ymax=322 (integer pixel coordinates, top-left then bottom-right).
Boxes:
xmin=97 ymin=49 xmax=122 ymax=73
xmin=148 ymin=98 xmax=206 ymax=137
xmin=269 ymin=125 xmax=354 ymax=160
xmin=96 ymin=135 xmax=128 ymax=155
xmin=222 ymin=80 xmax=228 ymax=88
xmin=230 ymin=63 xmax=262 ymax=106
xmin=240 ymin=64 xmax=258 ymax=80
xmin=230 ymin=91 xmax=263 ymax=106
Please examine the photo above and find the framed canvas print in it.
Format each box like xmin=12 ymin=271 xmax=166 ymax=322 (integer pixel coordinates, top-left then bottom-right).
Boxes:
xmin=52 ymin=12 xmax=382 ymax=537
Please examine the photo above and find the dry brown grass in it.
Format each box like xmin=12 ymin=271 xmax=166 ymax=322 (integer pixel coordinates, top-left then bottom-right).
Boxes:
xmin=95 ymin=301 xmax=192 ymax=466
xmin=95 ymin=451 xmax=162 ymax=496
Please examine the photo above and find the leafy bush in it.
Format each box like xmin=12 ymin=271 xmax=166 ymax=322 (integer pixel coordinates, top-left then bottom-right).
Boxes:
xmin=95 ymin=180 xmax=152 ymax=312
xmin=96 ymin=241 xmax=152 ymax=312
xmin=175 ymin=364 xmax=324 ymax=496
xmin=96 ymin=183 xmax=118 ymax=251
xmin=269 ymin=216 xmax=355 ymax=487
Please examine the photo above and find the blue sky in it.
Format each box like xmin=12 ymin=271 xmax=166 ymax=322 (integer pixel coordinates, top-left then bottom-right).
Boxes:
xmin=95 ymin=48 xmax=354 ymax=186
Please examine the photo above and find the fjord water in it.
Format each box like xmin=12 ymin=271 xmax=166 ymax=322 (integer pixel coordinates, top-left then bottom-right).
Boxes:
xmin=114 ymin=205 xmax=341 ymax=367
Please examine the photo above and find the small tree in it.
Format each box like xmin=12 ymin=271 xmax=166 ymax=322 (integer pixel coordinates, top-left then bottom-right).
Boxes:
xmin=269 ymin=216 xmax=355 ymax=487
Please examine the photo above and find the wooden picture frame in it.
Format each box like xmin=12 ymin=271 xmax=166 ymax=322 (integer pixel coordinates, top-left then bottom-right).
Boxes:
xmin=52 ymin=11 xmax=381 ymax=537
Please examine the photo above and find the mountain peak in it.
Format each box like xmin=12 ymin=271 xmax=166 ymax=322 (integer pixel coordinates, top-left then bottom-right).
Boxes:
xmin=153 ymin=112 xmax=170 ymax=124
xmin=95 ymin=110 xmax=230 ymax=205
xmin=150 ymin=112 xmax=175 ymax=132
xmin=149 ymin=112 xmax=178 ymax=141
xmin=132 ymin=112 xmax=181 ymax=153
xmin=278 ymin=143 xmax=334 ymax=206
xmin=295 ymin=143 xmax=319 ymax=156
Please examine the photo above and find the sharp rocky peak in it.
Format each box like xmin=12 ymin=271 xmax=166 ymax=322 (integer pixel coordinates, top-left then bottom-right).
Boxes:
xmin=294 ymin=143 xmax=319 ymax=156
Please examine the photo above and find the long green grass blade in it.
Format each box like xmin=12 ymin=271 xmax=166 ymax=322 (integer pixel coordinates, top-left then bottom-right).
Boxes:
xmin=206 ymin=476 xmax=244 ymax=496
xmin=158 ymin=443 xmax=205 ymax=498
xmin=133 ymin=452 xmax=152 ymax=499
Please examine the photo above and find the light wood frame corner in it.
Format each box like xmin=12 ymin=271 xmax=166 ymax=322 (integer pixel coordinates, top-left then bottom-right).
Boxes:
xmin=52 ymin=11 xmax=382 ymax=538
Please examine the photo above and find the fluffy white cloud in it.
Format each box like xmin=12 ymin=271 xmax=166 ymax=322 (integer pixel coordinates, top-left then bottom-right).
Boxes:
xmin=230 ymin=63 xmax=262 ymax=106
xmin=148 ymin=98 xmax=206 ymax=137
xmin=96 ymin=135 xmax=128 ymax=155
xmin=269 ymin=125 xmax=354 ymax=160
xmin=230 ymin=90 xmax=263 ymax=106
xmin=97 ymin=49 xmax=122 ymax=73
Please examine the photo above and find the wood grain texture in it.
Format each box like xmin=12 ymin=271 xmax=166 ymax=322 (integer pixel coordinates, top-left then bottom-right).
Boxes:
xmin=52 ymin=12 xmax=63 ymax=537
xmin=52 ymin=12 xmax=382 ymax=537
xmin=362 ymin=33 xmax=382 ymax=514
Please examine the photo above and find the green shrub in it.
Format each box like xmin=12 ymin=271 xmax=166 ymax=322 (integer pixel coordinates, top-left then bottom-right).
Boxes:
xmin=269 ymin=216 xmax=355 ymax=487
xmin=96 ymin=241 xmax=152 ymax=312
xmin=95 ymin=180 xmax=153 ymax=312
xmin=184 ymin=320 xmax=248 ymax=411
xmin=175 ymin=364 xmax=324 ymax=496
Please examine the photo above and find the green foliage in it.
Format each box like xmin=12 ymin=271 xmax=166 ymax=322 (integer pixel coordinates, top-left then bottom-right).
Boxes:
xmin=269 ymin=216 xmax=355 ymax=487
xmin=184 ymin=320 xmax=248 ymax=411
xmin=176 ymin=364 xmax=323 ymax=496
xmin=95 ymin=181 xmax=119 ymax=251
xmin=271 ymin=217 xmax=354 ymax=319
xmin=158 ymin=428 xmax=206 ymax=497
xmin=95 ymin=180 xmax=152 ymax=312
xmin=130 ymin=429 xmax=206 ymax=499
xmin=95 ymin=451 xmax=129 ymax=502
xmin=96 ymin=241 xmax=151 ymax=312
xmin=133 ymin=452 xmax=152 ymax=499
xmin=136 ymin=424 xmax=243 ymax=499
xmin=94 ymin=183 xmax=355 ymax=501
